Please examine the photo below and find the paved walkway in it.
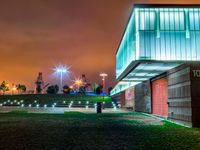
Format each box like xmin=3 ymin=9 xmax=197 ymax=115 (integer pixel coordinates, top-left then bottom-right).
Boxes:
xmin=0 ymin=106 xmax=128 ymax=114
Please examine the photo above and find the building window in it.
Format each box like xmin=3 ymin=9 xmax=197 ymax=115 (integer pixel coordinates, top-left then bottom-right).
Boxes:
xmin=189 ymin=11 xmax=200 ymax=31
xmin=139 ymin=11 xmax=156 ymax=31
xmin=160 ymin=10 xmax=185 ymax=31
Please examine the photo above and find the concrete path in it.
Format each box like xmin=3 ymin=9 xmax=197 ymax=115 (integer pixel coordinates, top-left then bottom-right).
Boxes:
xmin=0 ymin=106 xmax=128 ymax=114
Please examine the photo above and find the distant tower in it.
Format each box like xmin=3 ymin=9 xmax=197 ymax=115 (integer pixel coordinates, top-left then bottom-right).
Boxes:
xmin=82 ymin=74 xmax=87 ymax=84
xmin=81 ymin=74 xmax=91 ymax=91
xmin=35 ymin=72 xmax=44 ymax=94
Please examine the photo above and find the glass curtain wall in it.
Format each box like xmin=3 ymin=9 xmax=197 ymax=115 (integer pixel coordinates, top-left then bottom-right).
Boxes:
xmin=116 ymin=7 xmax=200 ymax=79
xmin=138 ymin=8 xmax=200 ymax=61
xmin=116 ymin=11 xmax=136 ymax=78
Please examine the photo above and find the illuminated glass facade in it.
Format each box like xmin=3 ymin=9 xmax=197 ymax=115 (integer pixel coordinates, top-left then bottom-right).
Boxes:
xmin=116 ymin=6 xmax=200 ymax=79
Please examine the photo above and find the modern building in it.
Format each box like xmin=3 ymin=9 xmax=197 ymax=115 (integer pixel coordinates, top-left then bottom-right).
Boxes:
xmin=111 ymin=4 xmax=200 ymax=127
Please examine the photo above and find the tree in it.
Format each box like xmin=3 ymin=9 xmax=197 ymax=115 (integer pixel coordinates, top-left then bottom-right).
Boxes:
xmin=16 ymin=84 xmax=27 ymax=94
xmin=108 ymin=87 xmax=113 ymax=96
xmin=91 ymin=83 xmax=99 ymax=93
xmin=20 ymin=85 xmax=27 ymax=93
xmin=96 ymin=85 xmax=103 ymax=95
xmin=55 ymin=85 xmax=59 ymax=93
xmin=79 ymin=86 xmax=86 ymax=95
xmin=0 ymin=81 xmax=9 ymax=95
xmin=46 ymin=85 xmax=59 ymax=94
xmin=63 ymin=85 xmax=71 ymax=94
xmin=36 ymin=85 xmax=42 ymax=94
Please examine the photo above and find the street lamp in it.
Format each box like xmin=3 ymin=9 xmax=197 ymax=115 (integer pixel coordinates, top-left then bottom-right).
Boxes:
xmin=100 ymin=73 xmax=108 ymax=109
xmin=12 ymin=84 xmax=16 ymax=95
xmin=54 ymin=65 xmax=70 ymax=93
xmin=74 ymin=78 xmax=83 ymax=92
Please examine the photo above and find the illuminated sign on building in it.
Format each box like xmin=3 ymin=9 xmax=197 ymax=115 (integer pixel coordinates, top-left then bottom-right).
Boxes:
xmin=192 ymin=70 xmax=200 ymax=77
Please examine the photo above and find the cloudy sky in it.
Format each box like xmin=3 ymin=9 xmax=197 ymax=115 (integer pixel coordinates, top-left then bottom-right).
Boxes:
xmin=0 ymin=0 xmax=199 ymax=90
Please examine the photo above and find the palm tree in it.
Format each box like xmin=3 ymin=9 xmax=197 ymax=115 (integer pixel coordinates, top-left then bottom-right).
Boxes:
xmin=0 ymin=81 xmax=9 ymax=95
xmin=16 ymin=84 xmax=27 ymax=94
xmin=91 ymin=83 xmax=99 ymax=93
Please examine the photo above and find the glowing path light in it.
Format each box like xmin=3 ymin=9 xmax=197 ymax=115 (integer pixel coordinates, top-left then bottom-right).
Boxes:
xmin=54 ymin=65 xmax=70 ymax=93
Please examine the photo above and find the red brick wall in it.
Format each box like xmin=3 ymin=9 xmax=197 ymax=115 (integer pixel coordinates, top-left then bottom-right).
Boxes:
xmin=152 ymin=78 xmax=168 ymax=116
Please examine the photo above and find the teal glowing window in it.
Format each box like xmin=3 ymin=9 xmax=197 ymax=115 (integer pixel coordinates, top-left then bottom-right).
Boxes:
xmin=189 ymin=10 xmax=200 ymax=30
xmin=139 ymin=10 xmax=156 ymax=30
xmin=160 ymin=10 xmax=185 ymax=31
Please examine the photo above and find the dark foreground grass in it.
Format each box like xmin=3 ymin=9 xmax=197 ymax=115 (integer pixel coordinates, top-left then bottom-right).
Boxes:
xmin=0 ymin=112 xmax=200 ymax=150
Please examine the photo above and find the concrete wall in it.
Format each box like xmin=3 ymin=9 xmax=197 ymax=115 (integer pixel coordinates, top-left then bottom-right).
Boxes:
xmin=135 ymin=81 xmax=151 ymax=113
xmin=111 ymin=92 xmax=125 ymax=108
xmin=167 ymin=65 xmax=192 ymax=127
xmin=190 ymin=64 xmax=200 ymax=127
xmin=125 ymin=88 xmax=135 ymax=110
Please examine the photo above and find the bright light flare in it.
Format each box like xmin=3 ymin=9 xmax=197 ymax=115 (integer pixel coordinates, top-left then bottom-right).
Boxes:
xmin=53 ymin=65 xmax=71 ymax=93
xmin=54 ymin=65 xmax=70 ymax=74
xmin=73 ymin=78 xmax=83 ymax=87
xmin=12 ymin=87 xmax=17 ymax=91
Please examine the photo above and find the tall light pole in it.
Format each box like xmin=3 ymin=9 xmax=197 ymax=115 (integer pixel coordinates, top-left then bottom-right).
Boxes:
xmin=54 ymin=65 xmax=70 ymax=93
xmin=100 ymin=73 xmax=108 ymax=109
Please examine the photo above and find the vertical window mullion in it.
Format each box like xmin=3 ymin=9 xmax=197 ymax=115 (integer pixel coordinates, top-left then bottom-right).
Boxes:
xmin=178 ymin=9 xmax=182 ymax=60
xmin=194 ymin=8 xmax=198 ymax=60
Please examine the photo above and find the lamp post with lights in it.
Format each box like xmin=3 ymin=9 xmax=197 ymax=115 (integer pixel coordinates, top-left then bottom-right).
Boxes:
xmin=12 ymin=83 xmax=16 ymax=95
xmin=74 ymin=78 xmax=83 ymax=92
xmin=54 ymin=65 xmax=70 ymax=93
xmin=100 ymin=73 xmax=108 ymax=109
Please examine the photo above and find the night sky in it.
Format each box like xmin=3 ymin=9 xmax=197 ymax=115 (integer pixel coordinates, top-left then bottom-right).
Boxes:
xmin=0 ymin=0 xmax=199 ymax=90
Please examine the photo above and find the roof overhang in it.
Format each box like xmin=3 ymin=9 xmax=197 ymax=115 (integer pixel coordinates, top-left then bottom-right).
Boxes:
xmin=134 ymin=4 xmax=200 ymax=8
xmin=122 ymin=61 xmax=181 ymax=82
xmin=111 ymin=60 xmax=184 ymax=96
xmin=116 ymin=60 xmax=186 ymax=82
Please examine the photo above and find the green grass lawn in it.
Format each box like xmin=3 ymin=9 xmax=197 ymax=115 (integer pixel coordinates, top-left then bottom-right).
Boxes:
xmin=0 ymin=112 xmax=200 ymax=150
